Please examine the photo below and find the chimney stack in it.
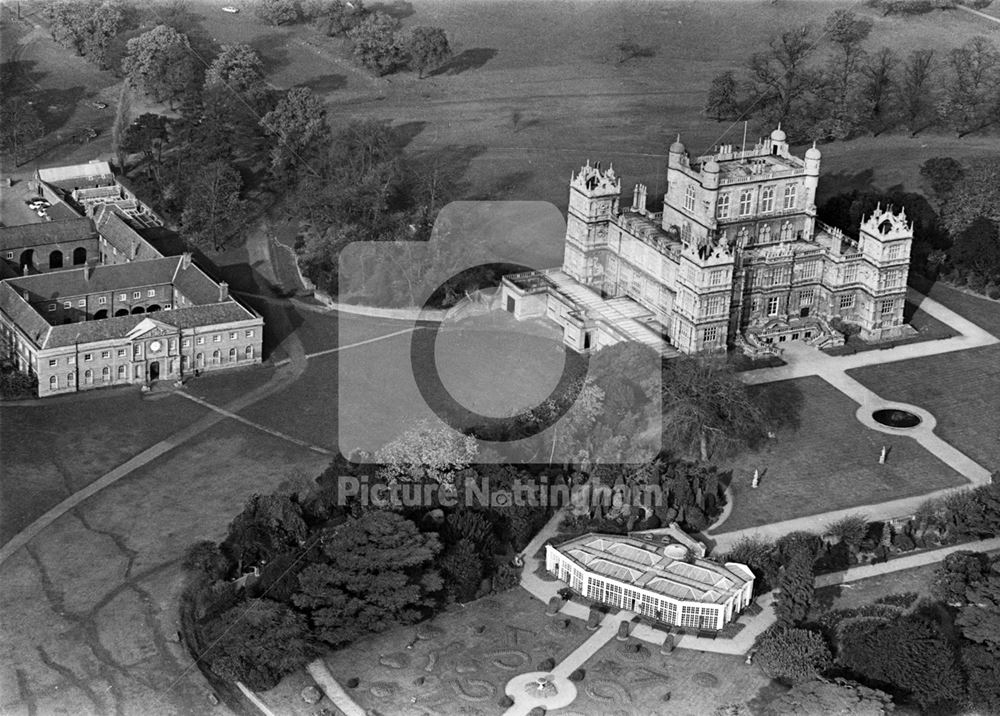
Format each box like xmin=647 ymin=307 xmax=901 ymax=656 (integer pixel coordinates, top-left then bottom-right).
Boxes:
xmin=180 ymin=252 xmax=192 ymax=270
xmin=218 ymin=281 xmax=229 ymax=302
xmin=83 ymin=263 xmax=93 ymax=281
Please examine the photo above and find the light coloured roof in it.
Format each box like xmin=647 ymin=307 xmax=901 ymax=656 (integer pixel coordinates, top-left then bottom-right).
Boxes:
xmin=37 ymin=161 xmax=114 ymax=185
xmin=554 ymin=530 xmax=752 ymax=605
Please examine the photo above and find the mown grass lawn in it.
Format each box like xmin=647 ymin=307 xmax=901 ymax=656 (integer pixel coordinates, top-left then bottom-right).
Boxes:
xmin=847 ymin=344 xmax=1000 ymax=475
xmin=0 ymin=391 xmax=211 ymax=544
xmin=716 ymin=376 xmax=968 ymax=533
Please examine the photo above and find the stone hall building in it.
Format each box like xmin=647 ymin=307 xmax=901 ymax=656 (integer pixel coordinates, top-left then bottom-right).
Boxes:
xmin=0 ymin=170 xmax=263 ymax=398
xmin=501 ymin=128 xmax=913 ymax=355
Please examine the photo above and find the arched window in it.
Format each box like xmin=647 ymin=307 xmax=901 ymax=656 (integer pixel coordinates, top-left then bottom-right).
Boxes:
xmin=102 ymin=366 xmax=110 ymax=381
xmin=117 ymin=364 xmax=126 ymax=379
xmin=212 ymin=350 xmax=221 ymax=365
xmin=49 ymin=375 xmax=58 ymax=390
xmin=760 ymin=186 xmax=775 ymax=213
xmin=84 ymin=369 xmax=93 ymax=385
xmin=49 ymin=250 xmax=63 ymax=269
xmin=19 ymin=249 xmax=34 ymax=273
xmin=759 ymin=225 xmax=771 ymax=243
xmin=73 ymin=247 xmax=87 ymax=265
xmin=737 ymin=227 xmax=751 ymax=246
xmin=114 ymin=308 xmax=129 ymax=317
xmin=780 ymin=222 xmax=793 ymax=241
xmin=196 ymin=352 xmax=204 ymax=367
xmin=684 ymin=185 xmax=696 ymax=212
xmin=229 ymin=347 xmax=237 ymax=362
xmin=245 ymin=345 xmax=254 ymax=360
xmin=67 ymin=372 xmax=75 ymax=385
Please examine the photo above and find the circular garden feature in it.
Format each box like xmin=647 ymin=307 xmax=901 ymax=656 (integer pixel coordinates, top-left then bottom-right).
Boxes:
xmin=872 ymin=409 xmax=921 ymax=428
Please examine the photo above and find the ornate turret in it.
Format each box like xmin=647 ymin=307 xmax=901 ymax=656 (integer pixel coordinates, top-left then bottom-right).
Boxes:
xmin=860 ymin=204 xmax=913 ymax=241
xmin=570 ymin=160 xmax=620 ymax=196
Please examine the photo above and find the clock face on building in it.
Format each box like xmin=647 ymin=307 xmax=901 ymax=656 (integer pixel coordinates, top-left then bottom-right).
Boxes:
xmin=149 ymin=340 xmax=162 ymax=353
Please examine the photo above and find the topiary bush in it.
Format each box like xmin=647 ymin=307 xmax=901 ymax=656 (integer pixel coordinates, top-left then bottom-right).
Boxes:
xmin=498 ymin=695 xmax=514 ymax=708
xmin=345 ymin=677 xmax=359 ymax=688
xmin=568 ymin=668 xmax=586 ymax=682
xmin=537 ymin=657 xmax=555 ymax=671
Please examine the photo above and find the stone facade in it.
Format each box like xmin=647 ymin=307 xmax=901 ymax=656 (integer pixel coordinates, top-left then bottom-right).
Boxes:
xmin=502 ymin=128 xmax=913 ymax=355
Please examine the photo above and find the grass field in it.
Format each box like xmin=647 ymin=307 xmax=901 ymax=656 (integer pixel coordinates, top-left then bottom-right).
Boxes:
xmin=0 ymin=391 xmax=211 ymax=544
xmin=847 ymin=345 xmax=1000 ymax=475
xmin=716 ymin=376 xmax=968 ymax=533
xmin=245 ymin=311 xmax=570 ymax=457
xmin=912 ymin=277 xmax=1000 ymax=336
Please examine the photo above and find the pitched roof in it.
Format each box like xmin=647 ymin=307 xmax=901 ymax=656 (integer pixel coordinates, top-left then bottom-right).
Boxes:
xmin=37 ymin=161 xmax=115 ymax=189
xmin=0 ymin=282 xmax=52 ymax=346
xmin=93 ymin=205 xmax=162 ymax=262
xmin=6 ymin=257 xmax=182 ymax=300
xmin=0 ymin=218 xmax=97 ymax=252
xmin=172 ymin=260 xmax=224 ymax=304
xmin=554 ymin=531 xmax=752 ymax=605
xmin=41 ymin=302 xmax=258 ymax=349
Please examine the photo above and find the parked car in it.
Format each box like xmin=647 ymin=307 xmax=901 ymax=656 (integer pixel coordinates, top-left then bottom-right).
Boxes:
xmin=221 ymin=5 xmax=239 ymax=12
xmin=91 ymin=101 xmax=108 ymax=109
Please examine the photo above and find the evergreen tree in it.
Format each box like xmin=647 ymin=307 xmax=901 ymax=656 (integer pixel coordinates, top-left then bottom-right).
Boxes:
xmin=774 ymin=552 xmax=815 ymax=627
xmin=440 ymin=538 xmax=483 ymax=602
xmin=753 ymin=626 xmax=832 ymax=684
xmin=704 ymin=71 xmax=741 ymax=121
xmin=292 ymin=511 xmax=443 ymax=647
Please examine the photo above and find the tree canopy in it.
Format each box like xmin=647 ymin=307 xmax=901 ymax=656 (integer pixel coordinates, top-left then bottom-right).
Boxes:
xmin=406 ymin=26 xmax=452 ymax=78
xmin=121 ymin=25 xmax=198 ymax=106
xmin=753 ymin=626 xmax=832 ymax=684
xmin=292 ymin=511 xmax=442 ymax=647
xmin=661 ymin=356 xmax=769 ymax=461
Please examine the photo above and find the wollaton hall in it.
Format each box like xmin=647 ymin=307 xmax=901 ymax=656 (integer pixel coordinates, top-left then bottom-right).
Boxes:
xmin=501 ymin=127 xmax=913 ymax=356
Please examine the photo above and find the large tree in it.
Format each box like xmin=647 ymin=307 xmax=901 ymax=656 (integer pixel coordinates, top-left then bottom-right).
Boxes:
xmin=836 ymin=613 xmax=966 ymax=710
xmin=774 ymin=552 xmax=816 ymax=627
xmin=660 ymin=356 xmax=769 ymax=462
xmin=704 ymin=71 xmax=741 ymax=121
xmin=260 ymin=86 xmax=330 ymax=178
xmin=0 ymin=97 xmax=44 ymax=163
xmin=205 ymin=44 xmax=267 ymax=98
xmin=942 ymin=158 xmax=1000 ymax=236
xmin=762 ymin=677 xmax=894 ymax=716
xmin=180 ymin=159 xmax=246 ymax=251
xmin=254 ymin=0 xmax=299 ymax=25
xmin=896 ymin=48 xmax=937 ymax=135
xmin=405 ymin=26 xmax=452 ymax=78
xmin=753 ymin=626 xmax=832 ymax=684
xmin=121 ymin=25 xmax=198 ymax=106
xmin=221 ymin=493 xmax=308 ymax=572
xmin=374 ymin=420 xmax=479 ymax=493
xmin=203 ymin=598 xmax=317 ymax=690
xmin=940 ymin=36 xmax=1000 ymax=136
xmin=292 ymin=511 xmax=443 ymax=647
xmin=348 ymin=11 xmax=403 ymax=75
xmin=745 ymin=24 xmax=818 ymax=129
xmin=110 ymin=84 xmax=132 ymax=173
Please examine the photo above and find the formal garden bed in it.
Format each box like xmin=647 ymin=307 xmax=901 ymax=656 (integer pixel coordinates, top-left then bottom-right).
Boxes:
xmin=312 ymin=589 xmax=588 ymax=715
xmin=555 ymin=637 xmax=779 ymax=716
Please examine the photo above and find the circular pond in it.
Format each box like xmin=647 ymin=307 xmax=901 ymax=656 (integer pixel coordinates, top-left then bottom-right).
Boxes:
xmin=872 ymin=409 xmax=921 ymax=428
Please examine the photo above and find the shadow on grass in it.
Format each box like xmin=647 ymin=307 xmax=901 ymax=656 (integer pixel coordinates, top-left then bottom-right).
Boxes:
xmin=0 ymin=60 xmax=46 ymax=96
xmin=431 ymin=48 xmax=498 ymax=76
xmin=814 ymin=168 xmax=876 ymax=205
xmin=251 ymin=33 xmax=293 ymax=76
xmin=752 ymin=378 xmax=805 ymax=443
xmin=33 ymin=86 xmax=87 ymax=134
xmin=392 ymin=119 xmax=428 ymax=150
xmin=297 ymin=73 xmax=347 ymax=94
